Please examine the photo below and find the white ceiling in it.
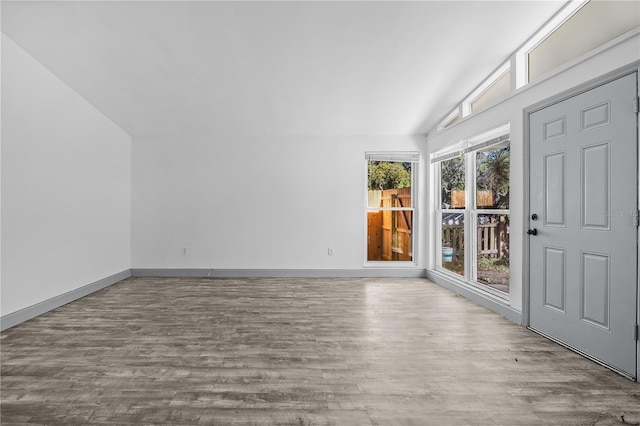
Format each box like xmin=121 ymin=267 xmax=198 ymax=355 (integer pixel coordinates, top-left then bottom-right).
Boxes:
xmin=2 ymin=1 xmax=567 ymax=137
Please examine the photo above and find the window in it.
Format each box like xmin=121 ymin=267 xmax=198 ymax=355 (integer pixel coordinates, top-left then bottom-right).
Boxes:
xmin=527 ymin=0 xmax=639 ymax=83
xmin=515 ymin=0 xmax=588 ymax=88
xmin=439 ymin=155 xmax=466 ymax=277
xmin=462 ymin=61 xmax=510 ymax=118
xmin=474 ymin=142 xmax=510 ymax=292
xmin=439 ymin=0 xmax=640 ymax=134
xmin=433 ymin=126 xmax=510 ymax=296
xmin=437 ymin=107 xmax=461 ymax=131
xmin=366 ymin=152 xmax=419 ymax=264
xmin=470 ymin=70 xmax=510 ymax=114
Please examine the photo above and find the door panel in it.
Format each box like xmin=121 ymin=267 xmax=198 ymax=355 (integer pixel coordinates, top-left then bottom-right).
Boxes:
xmin=544 ymin=247 xmax=566 ymax=312
xmin=581 ymin=142 xmax=610 ymax=229
xmin=529 ymin=73 xmax=638 ymax=378
xmin=544 ymin=152 xmax=566 ymax=226
xmin=580 ymin=251 xmax=610 ymax=329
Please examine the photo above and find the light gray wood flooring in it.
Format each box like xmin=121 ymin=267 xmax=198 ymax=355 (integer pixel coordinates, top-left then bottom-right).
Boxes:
xmin=1 ymin=277 xmax=639 ymax=425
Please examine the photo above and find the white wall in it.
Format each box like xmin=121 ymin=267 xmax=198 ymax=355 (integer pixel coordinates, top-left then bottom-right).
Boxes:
xmin=425 ymin=32 xmax=640 ymax=312
xmin=132 ymin=135 xmax=425 ymax=271
xmin=1 ymin=34 xmax=132 ymax=316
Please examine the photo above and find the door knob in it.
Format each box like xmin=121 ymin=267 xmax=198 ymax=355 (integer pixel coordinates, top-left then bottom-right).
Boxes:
xmin=527 ymin=228 xmax=538 ymax=236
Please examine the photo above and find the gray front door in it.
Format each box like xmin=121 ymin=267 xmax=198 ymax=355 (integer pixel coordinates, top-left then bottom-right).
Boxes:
xmin=529 ymin=73 xmax=638 ymax=378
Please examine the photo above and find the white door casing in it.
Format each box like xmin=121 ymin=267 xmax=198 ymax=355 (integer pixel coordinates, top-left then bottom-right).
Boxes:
xmin=529 ymin=72 xmax=638 ymax=379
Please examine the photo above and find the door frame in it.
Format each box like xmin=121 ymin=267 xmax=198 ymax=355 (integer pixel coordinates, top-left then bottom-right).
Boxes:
xmin=522 ymin=61 xmax=640 ymax=379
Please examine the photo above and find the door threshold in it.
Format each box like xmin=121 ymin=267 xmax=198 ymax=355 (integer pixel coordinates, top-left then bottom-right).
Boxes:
xmin=528 ymin=326 xmax=637 ymax=382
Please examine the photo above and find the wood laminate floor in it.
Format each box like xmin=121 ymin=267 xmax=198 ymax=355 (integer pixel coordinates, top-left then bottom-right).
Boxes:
xmin=1 ymin=277 xmax=639 ymax=425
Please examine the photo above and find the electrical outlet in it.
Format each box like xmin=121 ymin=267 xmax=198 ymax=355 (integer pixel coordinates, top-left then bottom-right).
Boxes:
xmin=328 ymin=247 xmax=334 ymax=256
xmin=182 ymin=247 xmax=188 ymax=255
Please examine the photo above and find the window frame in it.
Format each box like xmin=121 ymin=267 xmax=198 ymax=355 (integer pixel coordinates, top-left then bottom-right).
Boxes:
xmin=515 ymin=0 xmax=588 ymax=88
xmin=437 ymin=107 xmax=462 ymax=131
xmin=433 ymin=127 xmax=510 ymax=299
xmin=461 ymin=61 xmax=511 ymax=118
xmin=364 ymin=152 xmax=419 ymax=267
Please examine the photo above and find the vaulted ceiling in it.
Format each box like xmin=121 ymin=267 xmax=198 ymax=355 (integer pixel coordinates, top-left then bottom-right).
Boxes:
xmin=2 ymin=1 xmax=566 ymax=137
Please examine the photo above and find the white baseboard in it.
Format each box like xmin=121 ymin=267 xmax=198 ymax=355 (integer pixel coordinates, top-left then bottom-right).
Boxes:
xmin=131 ymin=268 xmax=427 ymax=278
xmin=426 ymin=269 xmax=522 ymax=324
xmin=1 ymin=270 xmax=131 ymax=331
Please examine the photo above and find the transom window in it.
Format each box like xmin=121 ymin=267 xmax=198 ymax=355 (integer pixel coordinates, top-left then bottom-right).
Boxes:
xmin=438 ymin=0 xmax=639 ymax=130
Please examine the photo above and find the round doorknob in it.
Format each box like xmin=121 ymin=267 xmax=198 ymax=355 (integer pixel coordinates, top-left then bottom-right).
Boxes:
xmin=527 ymin=228 xmax=538 ymax=236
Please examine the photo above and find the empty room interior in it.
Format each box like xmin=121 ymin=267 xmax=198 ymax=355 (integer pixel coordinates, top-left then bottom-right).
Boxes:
xmin=2 ymin=0 xmax=640 ymax=424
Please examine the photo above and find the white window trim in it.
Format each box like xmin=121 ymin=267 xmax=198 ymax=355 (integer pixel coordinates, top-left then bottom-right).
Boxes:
xmin=431 ymin=123 xmax=510 ymax=163
xmin=437 ymin=107 xmax=461 ymax=131
xmin=364 ymin=152 xmax=419 ymax=267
